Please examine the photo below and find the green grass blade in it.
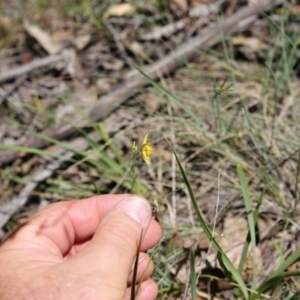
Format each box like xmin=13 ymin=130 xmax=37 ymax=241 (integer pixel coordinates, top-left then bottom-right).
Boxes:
xmin=131 ymin=230 xmax=143 ymax=300
xmin=233 ymin=191 xmax=263 ymax=298
xmin=130 ymin=157 xmax=137 ymax=194
xmin=165 ymin=137 xmax=249 ymax=299
xmin=98 ymin=123 xmax=126 ymax=166
xmin=292 ymin=149 xmax=300 ymax=214
xmin=258 ymin=269 xmax=300 ymax=295
xmin=0 ymin=144 xmax=71 ymax=161
xmin=25 ymin=128 xmax=124 ymax=174
xmin=238 ymin=190 xmax=263 ymax=274
xmin=258 ymin=248 xmax=300 ymax=293
xmin=190 ymin=249 xmax=197 ymax=300
xmin=136 ymin=67 xmax=204 ymax=128
xmin=237 ymin=164 xmax=257 ymax=289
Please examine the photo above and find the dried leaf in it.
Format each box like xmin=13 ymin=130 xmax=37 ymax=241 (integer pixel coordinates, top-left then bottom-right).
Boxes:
xmin=189 ymin=1 xmax=223 ymax=17
xmin=232 ymin=36 xmax=267 ymax=51
xmin=0 ymin=16 xmax=11 ymax=29
xmin=190 ymin=0 xmax=212 ymax=6
xmin=51 ymin=29 xmax=74 ymax=42
xmin=289 ymin=5 xmax=300 ymax=14
xmin=257 ymin=214 xmax=276 ymax=240
xmin=24 ymin=22 xmax=63 ymax=55
xmin=102 ymin=58 xmax=124 ymax=71
xmin=96 ymin=78 xmax=112 ymax=92
xmin=220 ymin=213 xmax=248 ymax=250
xmin=73 ymin=34 xmax=91 ymax=50
xmin=175 ymin=237 xmax=196 ymax=248
xmin=170 ymin=0 xmax=189 ymax=15
xmin=103 ymin=3 xmax=137 ymax=20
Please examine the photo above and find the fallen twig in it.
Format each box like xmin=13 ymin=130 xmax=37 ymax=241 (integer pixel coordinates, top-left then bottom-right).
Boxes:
xmin=0 ymin=54 xmax=62 ymax=84
xmin=0 ymin=75 xmax=27 ymax=105
xmin=0 ymin=0 xmax=282 ymax=166
xmin=103 ymin=20 xmax=133 ymax=65
xmin=186 ymin=0 xmax=224 ymax=38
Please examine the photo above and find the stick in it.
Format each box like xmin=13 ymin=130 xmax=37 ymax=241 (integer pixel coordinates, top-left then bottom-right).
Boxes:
xmin=0 ymin=54 xmax=62 ymax=83
xmin=0 ymin=75 xmax=27 ymax=105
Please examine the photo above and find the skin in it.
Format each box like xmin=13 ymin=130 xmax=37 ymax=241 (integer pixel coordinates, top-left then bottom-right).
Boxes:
xmin=0 ymin=194 xmax=162 ymax=300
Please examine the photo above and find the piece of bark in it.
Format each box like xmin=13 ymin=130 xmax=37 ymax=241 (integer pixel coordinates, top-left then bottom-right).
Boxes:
xmin=0 ymin=0 xmax=283 ymax=166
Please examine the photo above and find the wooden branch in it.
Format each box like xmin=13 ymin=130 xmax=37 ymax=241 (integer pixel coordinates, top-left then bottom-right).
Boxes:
xmin=0 ymin=0 xmax=282 ymax=166
xmin=0 ymin=54 xmax=62 ymax=83
xmin=0 ymin=75 xmax=27 ymax=105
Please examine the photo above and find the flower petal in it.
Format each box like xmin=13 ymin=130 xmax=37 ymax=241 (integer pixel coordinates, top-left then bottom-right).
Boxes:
xmin=142 ymin=133 xmax=149 ymax=146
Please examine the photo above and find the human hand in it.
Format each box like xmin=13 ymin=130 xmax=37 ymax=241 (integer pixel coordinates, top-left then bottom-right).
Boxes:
xmin=0 ymin=194 xmax=162 ymax=300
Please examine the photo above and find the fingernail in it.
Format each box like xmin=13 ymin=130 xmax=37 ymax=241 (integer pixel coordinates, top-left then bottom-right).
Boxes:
xmin=120 ymin=196 xmax=152 ymax=226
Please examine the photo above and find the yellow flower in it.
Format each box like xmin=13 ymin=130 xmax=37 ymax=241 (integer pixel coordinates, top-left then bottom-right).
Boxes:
xmin=141 ymin=133 xmax=153 ymax=165
xmin=132 ymin=133 xmax=153 ymax=165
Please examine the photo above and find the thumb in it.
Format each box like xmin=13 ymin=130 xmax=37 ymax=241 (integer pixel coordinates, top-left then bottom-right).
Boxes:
xmin=70 ymin=195 xmax=152 ymax=298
